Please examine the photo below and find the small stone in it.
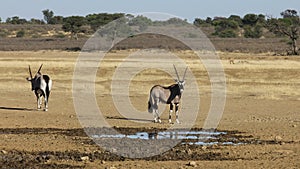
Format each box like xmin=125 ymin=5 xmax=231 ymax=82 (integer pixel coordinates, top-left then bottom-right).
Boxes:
xmin=80 ymin=156 xmax=89 ymax=161
xmin=111 ymin=148 xmax=117 ymax=153
xmin=292 ymin=124 xmax=297 ymax=128
xmin=275 ymin=136 xmax=282 ymax=141
xmin=101 ymin=160 xmax=106 ymax=164
xmin=201 ymin=146 xmax=207 ymax=150
xmin=1 ymin=150 xmax=8 ymax=154
xmin=187 ymin=161 xmax=196 ymax=167
xmin=17 ymin=156 xmax=23 ymax=162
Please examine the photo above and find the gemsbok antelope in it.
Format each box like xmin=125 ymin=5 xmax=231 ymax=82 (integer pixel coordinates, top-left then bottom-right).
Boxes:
xmin=26 ymin=64 xmax=52 ymax=111
xmin=148 ymin=65 xmax=187 ymax=123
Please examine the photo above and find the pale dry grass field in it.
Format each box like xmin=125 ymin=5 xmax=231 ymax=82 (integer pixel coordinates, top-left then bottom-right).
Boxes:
xmin=0 ymin=50 xmax=299 ymax=168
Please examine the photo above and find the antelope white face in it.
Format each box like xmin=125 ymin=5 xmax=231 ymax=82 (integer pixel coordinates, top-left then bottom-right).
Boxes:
xmin=175 ymin=79 xmax=186 ymax=93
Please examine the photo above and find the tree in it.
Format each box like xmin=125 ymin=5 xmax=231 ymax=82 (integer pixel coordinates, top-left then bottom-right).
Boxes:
xmin=229 ymin=15 xmax=243 ymax=27
xmin=128 ymin=15 xmax=152 ymax=32
xmin=30 ymin=18 xmax=45 ymax=24
xmin=193 ymin=18 xmax=206 ymax=27
xmin=5 ymin=17 xmax=11 ymax=23
xmin=194 ymin=17 xmax=213 ymax=27
xmin=42 ymin=9 xmax=54 ymax=24
xmin=242 ymin=14 xmax=264 ymax=38
xmin=6 ymin=16 xmax=28 ymax=24
xmin=96 ymin=17 xmax=133 ymax=48
xmin=244 ymin=25 xmax=263 ymax=38
xmin=257 ymin=14 xmax=266 ymax=25
xmin=86 ymin=13 xmax=124 ymax=31
xmin=281 ymin=9 xmax=298 ymax=18
xmin=165 ymin=17 xmax=189 ymax=25
xmin=212 ymin=19 xmax=239 ymax=38
xmin=243 ymin=14 xmax=258 ymax=26
xmin=205 ymin=17 xmax=212 ymax=24
xmin=267 ymin=9 xmax=300 ymax=55
xmin=52 ymin=16 xmax=64 ymax=24
xmin=62 ymin=16 xmax=86 ymax=40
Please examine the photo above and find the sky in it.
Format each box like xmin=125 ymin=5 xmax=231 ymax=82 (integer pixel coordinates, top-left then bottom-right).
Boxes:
xmin=1 ymin=0 xmax=300 ymax=22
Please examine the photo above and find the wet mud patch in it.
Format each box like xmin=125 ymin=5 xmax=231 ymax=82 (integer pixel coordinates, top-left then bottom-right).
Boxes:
xmin=89 ymin=127 xmax=245 ymax=146
xmin=0 ymin=127 xmax=87 ymax=137
xmin=86 ymin=127 xmax=283 ymax=146
xmin=0 ymin=127 xmax=296 ymax=168
xmin=0 ymin=127 xmax=293 ymax=148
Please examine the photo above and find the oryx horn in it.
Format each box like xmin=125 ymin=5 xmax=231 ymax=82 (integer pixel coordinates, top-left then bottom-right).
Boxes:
xmin=37 ymin=64 xmax=43 ymax=73
xmin=173 ymin=64 xmax=180 ymax=80
xmin=28 ymin=65 xmax=33 ymax=78
xmin=182 ymin=67 xmax=188 ymax=80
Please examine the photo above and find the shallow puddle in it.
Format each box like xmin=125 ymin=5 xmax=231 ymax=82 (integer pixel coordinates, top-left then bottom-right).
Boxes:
xmin=91 ymin=130 xmax=244 ymax=146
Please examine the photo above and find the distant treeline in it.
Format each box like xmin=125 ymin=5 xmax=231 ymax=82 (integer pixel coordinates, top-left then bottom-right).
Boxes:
xmin=0 ymin=9 xmax=299 ymax=54
xmin=0 ymin=9 xmax=297 ymax=38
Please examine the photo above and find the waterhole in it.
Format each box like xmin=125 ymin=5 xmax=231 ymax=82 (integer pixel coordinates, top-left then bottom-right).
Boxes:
xmin=91 ymin=129 xmax=245 ymax=146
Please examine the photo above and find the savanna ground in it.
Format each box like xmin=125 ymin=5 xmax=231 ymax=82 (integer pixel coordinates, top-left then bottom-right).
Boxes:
xmin=0 ymin=50 xmax=299 ymax=168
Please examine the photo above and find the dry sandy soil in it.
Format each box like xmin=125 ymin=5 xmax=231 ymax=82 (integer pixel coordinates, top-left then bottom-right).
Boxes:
xmin=0 ymin=50 xmax=299 ymax=168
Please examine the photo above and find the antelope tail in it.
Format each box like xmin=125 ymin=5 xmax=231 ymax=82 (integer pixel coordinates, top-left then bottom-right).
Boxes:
xmin=148 ymin=101 xmax=152 ymax=113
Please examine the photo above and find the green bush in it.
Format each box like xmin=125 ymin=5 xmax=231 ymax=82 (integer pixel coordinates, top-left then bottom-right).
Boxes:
xmin=243 ymin=14 xmax=258 ymax=26
xmin=217 ymin=29 xmax=237 ymax=38
xmin=244 ymin=25 xmax=263 ymax=38
xmin=16 ymin=30 xmax=25 ymax=37
xmin=0 ymin=29 xmax=8 ymax=37
xmin=212 ymin=19 xmax=239 ymax=38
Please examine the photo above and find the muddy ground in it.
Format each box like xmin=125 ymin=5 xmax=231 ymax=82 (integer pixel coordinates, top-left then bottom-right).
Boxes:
xmin=0 ymin=51 xmax=299 ymax=168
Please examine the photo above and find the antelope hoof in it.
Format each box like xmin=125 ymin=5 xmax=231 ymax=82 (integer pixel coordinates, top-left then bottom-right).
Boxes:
xmin=176 ymin=119 xmax=180 ymax=124
xmin=154 ymin=117 xmax=162 ymax=123
xmin=169 ymin=119 xmax=172 ymax=123
xmin=44 ymin=108 xmax=48 ymax=112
